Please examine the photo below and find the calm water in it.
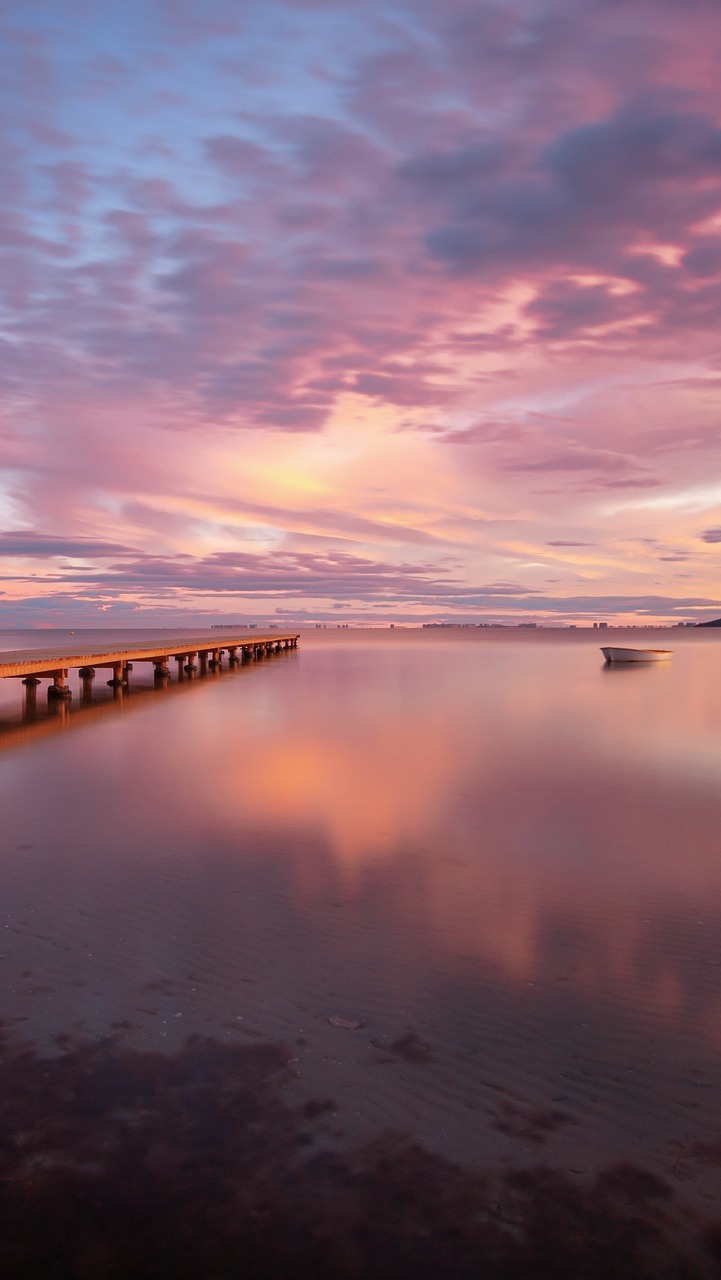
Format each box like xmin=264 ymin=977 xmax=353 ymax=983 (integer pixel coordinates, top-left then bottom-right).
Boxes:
xmin=2 ymin=626 xmax=721 ymax=1269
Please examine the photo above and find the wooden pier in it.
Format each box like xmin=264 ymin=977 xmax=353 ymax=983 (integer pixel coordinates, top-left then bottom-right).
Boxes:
xmin=0 ymin=632 xmax=299 ymax=698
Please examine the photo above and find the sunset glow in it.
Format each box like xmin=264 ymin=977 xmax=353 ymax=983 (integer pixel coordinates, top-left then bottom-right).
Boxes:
xmin=1 ymin=0 xmax=721 ymax=625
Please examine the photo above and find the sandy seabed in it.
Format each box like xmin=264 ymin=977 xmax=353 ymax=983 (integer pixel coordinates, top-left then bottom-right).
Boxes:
xmin=2 ymin=1029 xmax=721 ymax=1280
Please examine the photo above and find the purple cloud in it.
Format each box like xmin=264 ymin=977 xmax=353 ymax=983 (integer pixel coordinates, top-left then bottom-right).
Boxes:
xmin=0 ymin=0 xmax=719 ymax=623
xmin=415 ymin=100 xmax=721 ymax=287
xmin=504 ymin=448 xmax=643 ymax=475
xmin=0 ymin=533 xmax=135 ymax=558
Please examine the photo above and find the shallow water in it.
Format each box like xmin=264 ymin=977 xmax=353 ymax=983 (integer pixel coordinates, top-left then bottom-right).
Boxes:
xmin=1 ymin=626 xmax=721 ymax=1229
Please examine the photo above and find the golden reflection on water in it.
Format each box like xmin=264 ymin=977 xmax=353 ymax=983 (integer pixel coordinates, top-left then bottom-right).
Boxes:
xmin=225 ymin=712 xmax=460 ymax=862
xmin=1 ymin=629 xmax=721 ymax=1054
xmin=192 ymin=633 xmax=721 ymax=1040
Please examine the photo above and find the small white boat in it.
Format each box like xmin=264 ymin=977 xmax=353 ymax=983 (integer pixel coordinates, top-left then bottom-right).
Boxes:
xmin=601 ymin=646 xmax=673 ymax=663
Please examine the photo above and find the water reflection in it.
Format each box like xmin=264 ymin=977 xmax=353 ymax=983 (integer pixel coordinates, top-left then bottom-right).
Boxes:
xmin=600 ymin=658 xmax=673 ymax=673
xmin=0 ymin=650 xmax=294 ymax=753
xmin=207 ymin=684 xmax=721 ymax=1041
xmin=1 ymin=630 xmax=721 ymax=1205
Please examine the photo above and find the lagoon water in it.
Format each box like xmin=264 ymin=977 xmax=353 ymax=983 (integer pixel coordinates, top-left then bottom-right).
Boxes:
xmin=2 ymin=625 xmax=721 ymax=1270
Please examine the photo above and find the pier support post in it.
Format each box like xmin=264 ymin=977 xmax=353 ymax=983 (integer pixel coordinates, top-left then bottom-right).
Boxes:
xmin=154 ymin=658 xmax=170 ymax=679
xmin=47 ymin=694 xmax=70 ymax=719
xmin=228 ymin=646 xmax=238 ymax=665
xmin=199 ymin=651 xmax=208 ymax=674
xmin=22 ymin=683 xmax=38 ymax=722
xmin=208 ymin=649 xmax=222 ymax=669
xmin=79 ymin=667 xmax=95 ymax=705
xmin=107 ymin=662 xmax=127 ymax=688
xmin=48 ymin=670 xmax=72 ymax=699
xmin=184 ymin=652 xmax=198 ymax=674
xmin=22 ymin=676 xmax=41 ymax=686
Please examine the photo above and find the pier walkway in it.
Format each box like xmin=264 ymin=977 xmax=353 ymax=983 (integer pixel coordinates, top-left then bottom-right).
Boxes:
xmin=0 ymin=632 xmax=299 ymax=698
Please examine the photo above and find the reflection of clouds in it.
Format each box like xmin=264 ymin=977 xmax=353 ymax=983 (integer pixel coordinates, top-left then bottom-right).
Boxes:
xmin=3 ymin=622 xmax=721 ymax=1198
xmin=199 ymin=638 xmax=721 ymax=1046
xmin=42 ymin=634 xmax=717 ymax=1052
xmin=220 ymin=712 xmax=462 ymax=862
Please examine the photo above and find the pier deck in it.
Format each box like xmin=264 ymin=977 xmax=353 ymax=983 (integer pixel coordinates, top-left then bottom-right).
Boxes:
xmin=0 ymin=632 xmax=299 ymax=697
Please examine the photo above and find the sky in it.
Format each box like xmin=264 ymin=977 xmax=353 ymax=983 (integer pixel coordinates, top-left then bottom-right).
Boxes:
xmin=1 ymin=0 xmax=721 ymax=627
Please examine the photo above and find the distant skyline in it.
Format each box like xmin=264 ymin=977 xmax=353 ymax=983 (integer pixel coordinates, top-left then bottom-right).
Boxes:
xmin=1 ymin=0 xmax=721 ymax=627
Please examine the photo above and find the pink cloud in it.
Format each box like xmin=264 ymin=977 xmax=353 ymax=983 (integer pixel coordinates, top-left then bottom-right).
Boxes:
xmin=0 ymin=0 xmax=720 ymax=620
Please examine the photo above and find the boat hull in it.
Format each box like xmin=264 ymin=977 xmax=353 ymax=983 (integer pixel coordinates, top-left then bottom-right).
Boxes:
xmin=601 ymin=647 xmax=673 ymax=663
